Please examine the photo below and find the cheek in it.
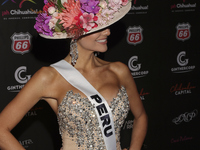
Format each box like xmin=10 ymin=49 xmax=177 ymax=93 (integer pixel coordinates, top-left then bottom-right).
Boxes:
xmin=77 ymin=40 xmax=92 ymax=51
xmin=79 ymin=37 xmax=96 ymax=48
xmin=78 ymin=33 xmax=106 ymax=51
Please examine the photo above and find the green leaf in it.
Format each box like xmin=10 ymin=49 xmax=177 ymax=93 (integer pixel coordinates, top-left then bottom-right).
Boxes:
xmin=55 ymin=20 xmax=63 ymax=32
xmin=57 ymin=0 xmax=65 ymax=10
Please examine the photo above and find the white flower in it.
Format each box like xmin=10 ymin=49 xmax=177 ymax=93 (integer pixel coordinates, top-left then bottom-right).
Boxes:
xmin=48 ymin=6 xmax=56 ymax=14
xmin=99 ymin=1 xmax=107 ymax=9
xmin=61 ymin=0 xmax=68 ymax=4
xmin=49 ymin=12 xmax=58 ymax=29
xmin=112 ymin=0 xmax=122 ymax=5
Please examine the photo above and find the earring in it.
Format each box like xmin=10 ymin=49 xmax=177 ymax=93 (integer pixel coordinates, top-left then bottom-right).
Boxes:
xmin=70 ymin=39 xmax=78 ymax=66
xmin=94 ymin=52 xmax=99 ymax=56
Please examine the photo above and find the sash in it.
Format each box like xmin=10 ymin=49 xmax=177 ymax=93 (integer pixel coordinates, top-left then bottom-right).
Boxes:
xmin=51 ymin=60 xmax=116 ymax=150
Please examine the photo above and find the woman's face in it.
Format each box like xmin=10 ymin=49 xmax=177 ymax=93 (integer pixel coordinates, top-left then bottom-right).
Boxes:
xmin=77 ymin=28 xmax=111 ymax=53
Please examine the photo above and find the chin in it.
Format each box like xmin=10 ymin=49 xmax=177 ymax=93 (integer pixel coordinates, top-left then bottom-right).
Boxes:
xmin=97 ymin=47 xmax=108 ymax=53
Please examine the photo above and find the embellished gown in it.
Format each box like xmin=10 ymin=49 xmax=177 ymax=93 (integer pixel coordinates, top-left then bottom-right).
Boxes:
xmin=57 ymin=86 xmax=130 ymax=150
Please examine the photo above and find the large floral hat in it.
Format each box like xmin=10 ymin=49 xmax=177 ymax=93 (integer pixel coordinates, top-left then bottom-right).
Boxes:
xmin=34 ymin=0 xmax=131 ymax=39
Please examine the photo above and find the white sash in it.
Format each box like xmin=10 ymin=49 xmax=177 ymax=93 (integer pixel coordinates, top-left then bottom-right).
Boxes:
xmin=51 ymin=60 xmax=116 ymax=150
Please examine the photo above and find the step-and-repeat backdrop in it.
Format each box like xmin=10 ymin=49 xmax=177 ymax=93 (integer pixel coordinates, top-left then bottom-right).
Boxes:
xmin=0 ymin=0 xmax=199 ymax=149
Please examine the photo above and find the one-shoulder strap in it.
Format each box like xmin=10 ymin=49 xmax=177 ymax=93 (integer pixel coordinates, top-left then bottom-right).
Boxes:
xmin=51 ymin=60 xmax=116 ymax=150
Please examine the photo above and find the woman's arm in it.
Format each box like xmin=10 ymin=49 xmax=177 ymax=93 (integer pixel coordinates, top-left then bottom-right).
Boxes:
xmin=113 ymin=62 xmax=148 ymax=150
xmin=126 ymin=73 xmax=147 ymax=150
xmin=0 ymin=67 xmax=56 ymax=150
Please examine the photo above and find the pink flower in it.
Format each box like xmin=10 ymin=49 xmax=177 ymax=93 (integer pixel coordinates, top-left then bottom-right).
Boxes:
xmin=43 ymin=2 xmax=55 ymax=13
xmin=79 ymin=12 xmax=96 ymax=31
xmin=96 ymin=15 xmax=106 ymax=25
xmin=102 ymin=8 xmax=114 ymax=19
xmin=35 ymin=0 xmax=128 ymax=38
xmin=108 ymin=0 xmax=122 ymax=11
xmin=58 ymin=0 xmax=82 ymax=29
xmin=96 ymin=8 xmax=114 ymax=25
xmin=122 ymin=0 xmax=128 ymax=5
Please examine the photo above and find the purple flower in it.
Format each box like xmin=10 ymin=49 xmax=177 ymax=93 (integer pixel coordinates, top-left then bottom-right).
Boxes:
xmin=80 ymin=0 xmax=89 ymax=3
xmin=34 ymin=13 xmax=53 ymax=36
xmin=80 ymin=0 xmax=100 ymax=14
xmin=44 ymin=0 xmax=48 ymax=4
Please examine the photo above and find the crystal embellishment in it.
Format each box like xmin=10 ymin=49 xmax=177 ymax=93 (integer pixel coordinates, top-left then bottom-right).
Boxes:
xmin=70 ymin=40 xmax=78 ymax=66
xmin=57 ymin=86 xmax=130 ymax=150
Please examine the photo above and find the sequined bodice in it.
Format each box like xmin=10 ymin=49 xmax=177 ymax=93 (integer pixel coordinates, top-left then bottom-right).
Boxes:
xmin=57 ymin=86 xmax=129 ymax=150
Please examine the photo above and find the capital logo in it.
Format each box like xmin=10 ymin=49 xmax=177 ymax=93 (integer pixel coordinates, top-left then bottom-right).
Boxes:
xmin=170 ymin=82 xmax=196 ymax=95
xmin=25 ymin=107 xmax=43 ymax=117
xmin=128 ymin=56 xmax=149 ymax=78
xmin=176 ymin=23 xmax=191 ymax=41
xmin=127 ymin=26 xmax=143 ymax=45
xmin=139 ymin=88 xmax=150 ymax=100
xmin=11 ymin=32 xmax=31 ymax=55
xmin=15 ymin=66 xmax=31 ymax=84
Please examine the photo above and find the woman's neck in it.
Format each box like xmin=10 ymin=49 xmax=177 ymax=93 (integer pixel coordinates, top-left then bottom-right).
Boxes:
xmin=64 ymin=50 xmax=101 ymax=72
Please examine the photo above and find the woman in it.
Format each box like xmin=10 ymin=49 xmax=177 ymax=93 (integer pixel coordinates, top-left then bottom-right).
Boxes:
xmin=0 ymin=0 xmax=147 ymax=149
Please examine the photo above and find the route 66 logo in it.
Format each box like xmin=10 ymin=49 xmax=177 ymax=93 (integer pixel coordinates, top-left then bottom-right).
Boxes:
xmin=11 ymin=32 xmax=31 ymax=55
xmin=176 ymin=23 xmax=191 ymax=41
xmin=127 ymin=26 xmax=143 ymax=45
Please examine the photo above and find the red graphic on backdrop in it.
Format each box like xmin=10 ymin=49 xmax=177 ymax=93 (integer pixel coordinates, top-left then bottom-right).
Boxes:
xmin=171 ymin=136 xmax=193 ymax=143
xmin=2 ymin=10 xmax=10 ymax=16
xmin=19 ymin=0 xmax=36 ymax=8
xmin=139 ymin=88 xmax=150 ymax=100
xmin=170 ymin=82 xmax=196 ymax=95
xmin=127 ymin=26 xmax=143 ymax=45
xmin=11 ymin=32 xmax=32 ymax=55
xmin=176 ymin=23 xmax=191 ymax=41
xmin=139 ymin=88 xmax=150 ymax=96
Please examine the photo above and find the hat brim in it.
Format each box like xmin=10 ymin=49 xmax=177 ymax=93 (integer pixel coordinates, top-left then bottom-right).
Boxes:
xmin=40 ymin=2 xmax=131 ymax=39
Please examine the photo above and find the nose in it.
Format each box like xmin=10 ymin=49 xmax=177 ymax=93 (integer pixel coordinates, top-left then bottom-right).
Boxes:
xmin=102 ymin=28 xmax=110 ymax=36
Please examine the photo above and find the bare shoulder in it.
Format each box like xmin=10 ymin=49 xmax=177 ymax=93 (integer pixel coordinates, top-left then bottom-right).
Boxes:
xmin=109 ymin=61 xmax=130 ymax=73
xmin=108 ymin=61 xmax=132 ymax=84
xmin=31 ymin=66 xmax=59 ymax=85
xmin=21 ymin=66 xmax=61 ymax=97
